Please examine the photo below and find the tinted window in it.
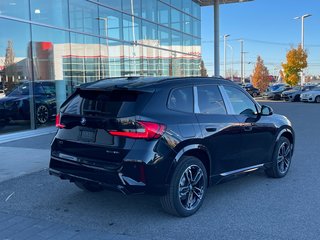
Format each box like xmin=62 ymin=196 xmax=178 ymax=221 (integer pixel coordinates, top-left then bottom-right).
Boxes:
xmin=63 ymin=90 xmax=146 ymax=117
xmin=168 ymin=87 xmax=193 ymax=113
xmin=224 ymin=86 xmax=257 ymax=115
xmin=197 ymin=85 xmax=226 ymax=114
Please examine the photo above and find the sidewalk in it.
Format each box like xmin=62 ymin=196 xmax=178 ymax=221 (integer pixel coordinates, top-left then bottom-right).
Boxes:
xmin=0 ymin=130 xmax=145 ymax=240
xmin=0 ymin=130 xmax=55 ymax=183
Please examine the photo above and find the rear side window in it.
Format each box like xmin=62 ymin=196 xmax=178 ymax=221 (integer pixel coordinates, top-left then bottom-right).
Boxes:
xmin=197 ymin=85 xmax=226 ymax=114
xmin=224 ymin=86 xmax=257 ymax=115
xmin=168 ymin=87 xmax=193 ymax=113
xmin=63 ymin=90 xmax=146 ymax=117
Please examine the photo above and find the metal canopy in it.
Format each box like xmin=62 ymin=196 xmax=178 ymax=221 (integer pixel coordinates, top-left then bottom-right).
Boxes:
xmin=194 ymin=0 xmax=253 ymax=6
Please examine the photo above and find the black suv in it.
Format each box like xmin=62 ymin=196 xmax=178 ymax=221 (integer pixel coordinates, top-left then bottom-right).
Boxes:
xmin=49 ymin=77 xmax=295 ymax=217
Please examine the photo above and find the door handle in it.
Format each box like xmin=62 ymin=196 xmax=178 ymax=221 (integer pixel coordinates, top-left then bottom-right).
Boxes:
xmin=205 ymin=127 xmax=217 ymax=132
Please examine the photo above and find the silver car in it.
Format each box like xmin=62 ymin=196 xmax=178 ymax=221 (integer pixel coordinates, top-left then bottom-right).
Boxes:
xmin=300 ymin=87 xmax=320 ymax=103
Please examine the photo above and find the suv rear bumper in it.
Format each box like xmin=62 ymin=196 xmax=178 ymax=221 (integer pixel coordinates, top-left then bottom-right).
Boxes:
xmin=49 ymin=155 xmax=168 ymax=195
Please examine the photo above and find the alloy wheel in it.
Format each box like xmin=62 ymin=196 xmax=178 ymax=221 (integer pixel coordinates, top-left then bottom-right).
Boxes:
xmin=37 ymin=105 xmax=49 ymax=124
xmin=277 ymin=142 xmax=292 ymax=174
xmin=315 ymin=96 xmax=320 ymax=103
xmin=178 ymin=165 xmax=205 ymax=211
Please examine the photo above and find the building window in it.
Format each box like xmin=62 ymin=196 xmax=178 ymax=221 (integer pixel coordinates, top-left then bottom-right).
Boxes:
xmin=30 ymin=0 xmax=69 ymax=28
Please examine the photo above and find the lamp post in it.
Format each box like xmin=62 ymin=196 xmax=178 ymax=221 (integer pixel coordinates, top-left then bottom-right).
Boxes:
xmin=223 ymin=34 xmax=230 ymax=78
xmin=227 ymin=44 xmax=234 ymax=81
xmin=243 ymin=52 xmax=248 ymax=83
xmin=239 ymin=39 xmax=244 ymax=84
xmin=294 ymin=13 xmax=311 ymax=85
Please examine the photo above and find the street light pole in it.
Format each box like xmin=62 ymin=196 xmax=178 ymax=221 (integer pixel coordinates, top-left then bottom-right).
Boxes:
xmin=243 ymin=52 xmax=248 ymax=83
xmin=239 ymin=40 xmax=244 ymax=84
xmin=227 ymin=44 xmax=234 ymax=81
xmin=223 ymin=34 xmax=230 ymax=79
xmin=294 ymin=13 xmax=311 ymax=85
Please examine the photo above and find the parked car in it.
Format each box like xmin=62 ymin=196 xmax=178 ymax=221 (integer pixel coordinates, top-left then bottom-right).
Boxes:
xmin=50 ymin=77 xmax=295 ymax=217
xmin=300 ymin=86 xmax=320 ymax=103
xmin=243 ymin=84 xmax=260 ymax=97
xmin=282 ymin=85 xmax=317 ymax=102
xmin=0 ymin=81 xmax=56 ymax=125
xmin=263 ymin=84 xmax=291 ymax=100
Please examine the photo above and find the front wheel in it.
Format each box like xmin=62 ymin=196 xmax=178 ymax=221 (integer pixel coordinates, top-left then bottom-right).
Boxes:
xmin=315 ymin=96 xmax=320 ymax=103
xmin=160 ymin=156 xmax=207 ymax=217
xmin=252 ymin=92 xmax=258 ymax=98
xmin=265 ymin=136 xmax=292 ymax=178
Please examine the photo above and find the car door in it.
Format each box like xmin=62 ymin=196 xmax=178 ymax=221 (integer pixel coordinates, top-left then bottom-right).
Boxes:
xmin=222 ymin=85 xmax=277 ymax=167
xmin=194 ymin=84 xmax=243 ymax=175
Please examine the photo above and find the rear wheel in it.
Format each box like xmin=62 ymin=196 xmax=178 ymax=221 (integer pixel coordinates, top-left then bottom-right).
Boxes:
xmin=160 ymin=156 xmax=207 ymax=217
xmin=74 ymin=181 xmax=104 ymax=192
xmin=252 ymin=92 xmax=258 ymax=98
xmin=265 ymin=136 xmax=292 ymax=178
xmin=315 ymin=96 xmax=320 ymax=103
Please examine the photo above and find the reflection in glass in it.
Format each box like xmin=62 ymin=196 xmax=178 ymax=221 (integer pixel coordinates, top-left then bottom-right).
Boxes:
xmin=123 ymin=43 xmax=141 ymax=76
xmin=123 ymin=13 xmax=141 ymax=42
xmin=193 ymin=19 xmax=201 ymax=37
xmin=100 ymin=39 xmax=123 ymax=78
xmin=171 ymin=0 xmax=182 ymax=9
xmin=141 ymin=0 xmax=157 ymax=23
xmin=142 ymin=46 xmax=159 ymax=76
xmin=31 ymin=25 xmax=71 ymax=115
xmin=70 ymin=33 xmax=101 ymax=85
xmin=142 ymin=21 xmax=158 ymax=41
xmin=0 ymin=19 xmax=32 ymax=133
xmin=159 ymin=26 xmax=171 ymax=50
xmin=99 ymin=0 xmax=122 ymax=11
xmin=69 ymin=0 xmax=99 ymax=35
xmin=171 ymin=8 xmax=182 ymax=31
xmin=0 ymin=0 xmax=29 ymax=20
xmin=183 ymin=14 xmax=192 ymax=35
xmin=183 ymin=0 xmax=192 ymax=14
xmin=30 ymin=0 xmax=69 ymax=28
xmin=98 ymin=7 xmax=122 ymax=40
xmin=158 ymin=2 xmax=170 ymax=27
xmin=123 ymin=0 xmax=141 ymax=17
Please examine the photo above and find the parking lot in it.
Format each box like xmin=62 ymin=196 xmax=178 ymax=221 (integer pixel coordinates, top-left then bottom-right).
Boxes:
xmin=0 ymin=101 xmax=320 ymax=240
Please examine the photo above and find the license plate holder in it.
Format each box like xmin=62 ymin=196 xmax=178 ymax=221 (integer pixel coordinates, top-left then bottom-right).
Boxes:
xmin=79 ymin=127 xmax=97 ymax=142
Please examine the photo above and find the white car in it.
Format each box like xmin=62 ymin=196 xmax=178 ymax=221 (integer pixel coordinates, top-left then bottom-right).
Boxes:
xmin=300 ymin=87 xmax=320 ymax=103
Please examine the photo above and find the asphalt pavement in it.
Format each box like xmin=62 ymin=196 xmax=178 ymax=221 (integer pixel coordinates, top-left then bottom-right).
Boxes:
xmin=0 ymin=101 xmax=320 ymax=240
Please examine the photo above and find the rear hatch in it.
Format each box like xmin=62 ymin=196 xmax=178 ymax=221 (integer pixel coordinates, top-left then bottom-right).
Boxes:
xmin=52 ymin=88 xmax=153 ymax=170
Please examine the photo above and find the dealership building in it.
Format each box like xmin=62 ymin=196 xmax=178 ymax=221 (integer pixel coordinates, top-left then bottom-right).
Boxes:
xmin=0 ymin=0 xmax=250 ymax=135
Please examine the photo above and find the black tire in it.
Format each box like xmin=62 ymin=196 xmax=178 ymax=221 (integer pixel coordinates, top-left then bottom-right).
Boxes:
xmin=160 ymin=156 xmax=207 ymax=217
xmin=36 ymin=104 xmax=49 ymax=124
xmin=293 ymin=95 xmax=300 ymax=102
xmin=252 ymin=92 xmax=258 ymax=98
xmin=265 ymin=136 xmax=292 ymax=178
xmin=74 ymin=181 xmax=104 ymax=192
xmin=315 ymin=96 xmax=320 ymax=103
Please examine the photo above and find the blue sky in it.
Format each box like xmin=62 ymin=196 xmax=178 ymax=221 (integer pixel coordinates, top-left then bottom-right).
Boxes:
xmin=201 ymin=0 xmax=320 ymax=77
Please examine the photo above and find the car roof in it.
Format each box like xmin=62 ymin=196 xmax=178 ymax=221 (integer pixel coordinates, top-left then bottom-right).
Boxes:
xmin=79 ymin=77 xmax=237 ymax=91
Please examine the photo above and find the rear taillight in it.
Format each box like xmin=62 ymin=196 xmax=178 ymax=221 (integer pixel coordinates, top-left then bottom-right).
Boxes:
xmin=108 ymin=121 xmax=166 ymax=139
xmin=55 ymin=114 xmax=65 ymax=129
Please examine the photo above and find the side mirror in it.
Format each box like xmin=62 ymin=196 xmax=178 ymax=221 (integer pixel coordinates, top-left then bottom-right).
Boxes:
xmin=260 ymin=105 xmax=273 ymax=116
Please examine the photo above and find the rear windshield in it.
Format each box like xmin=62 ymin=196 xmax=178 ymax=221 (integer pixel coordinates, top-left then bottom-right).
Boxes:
xmin=62 ymin=90 xmax=150 ymax=118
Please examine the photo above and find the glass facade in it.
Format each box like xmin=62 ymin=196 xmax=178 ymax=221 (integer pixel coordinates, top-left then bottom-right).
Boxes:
xmin=0 ymin=0 xmax=201 ymax=134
